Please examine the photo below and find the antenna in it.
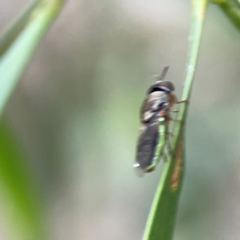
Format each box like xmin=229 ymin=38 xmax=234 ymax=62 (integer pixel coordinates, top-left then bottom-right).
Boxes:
xmin=157 ymin=66 xmax=169 ymax=80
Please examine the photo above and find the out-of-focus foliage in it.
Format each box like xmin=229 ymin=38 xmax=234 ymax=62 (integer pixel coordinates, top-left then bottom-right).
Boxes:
xmin=0 ymin=0 xmax=65 ymax=239
xmin=0 ymin=0 xmax=38 ymax=57
xmin=214 ymin=0 xmax=240 ymax=31
xmin=0 ymin=0 xmax=65 ymax=115
xmin=1 ymin=0 xmax=240 ymax=240
xmin=0 ymin=122 xmax=46 ymax=240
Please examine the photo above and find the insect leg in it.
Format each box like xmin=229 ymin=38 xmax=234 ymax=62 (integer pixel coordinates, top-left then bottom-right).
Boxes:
xmin=161 ymin=151 xmax=168 ymax=162
xmin=150 ymin=117 xmax=166 ymax=168
xmin=169 ymin=116 xmax=182 ymax=123
xmin=161 ymin=130 xmax=173 ymax=162
xmin=171 ymin=119 xmax=182 ymax=123
xmin=167 ymin=132 xmax=174 ymax=137
xmin=166 ymin=138 xmax=173 ymax=155
xmin=176 ymin=100 xmax=188 ymax=104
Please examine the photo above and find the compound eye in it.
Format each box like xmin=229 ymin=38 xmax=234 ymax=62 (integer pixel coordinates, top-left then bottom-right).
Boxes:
xmin=158 ymin=81 xmax=175 ymax=91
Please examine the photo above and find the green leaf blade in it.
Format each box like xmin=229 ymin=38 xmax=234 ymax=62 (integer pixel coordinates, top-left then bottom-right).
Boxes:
xmin=0 ymin=0 xmax=65 ymax=116
xmin=0 ymin=1 xmax=65 ymax=239
xmin=213 ymin=0 xmax=240 ymax=31
xmin=142 ymin=0 xmax=208 ymax=239
xmin=0 ymin=122 xmax=46 ymax=240
xmin=143 ymin=138 xmax=185 ymax=240
xmin=0 ymin=0 xmax=38 ymax=57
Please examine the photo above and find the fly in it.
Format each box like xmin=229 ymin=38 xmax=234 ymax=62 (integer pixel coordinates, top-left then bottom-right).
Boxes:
xmin=134 ymin=66 xmax=177 ymax=173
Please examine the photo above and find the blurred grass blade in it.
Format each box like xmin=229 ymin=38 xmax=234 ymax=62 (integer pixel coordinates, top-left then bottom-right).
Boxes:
xmin=143 ymin=1 xmax=208 ymax=239
xmin=213 ymin=0 xmax=240 ymax=31
xmin=0 ymin=0 xmax=38 ymax=57
xmin=0 ymin=121 xmax=46 ymax=240
xmin=0 ymin=0 xmax=65 ymax=239
xmin=0 ymin=0 xmax=65 ymax=116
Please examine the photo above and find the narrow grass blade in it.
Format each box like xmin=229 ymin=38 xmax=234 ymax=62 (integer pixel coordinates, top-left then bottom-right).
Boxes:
xmin=0 ymin=1 xmax=65 ymax=239
xmin=213 ymin=0 xmax=240 ymax=31
xmin=143 ymin=1 xmax=208 ymax=239
xmin=143 ymin=138 xmax=185 ymax=240
xmin=0 ymin=0 xmax=39 ymax=57
xmin=0 ymin=0 xmax=65 ymax=116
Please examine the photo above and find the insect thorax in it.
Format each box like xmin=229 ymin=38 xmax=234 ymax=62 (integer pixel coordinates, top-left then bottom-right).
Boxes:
xmin=148 ymin=91 xmax=169 ymax=103
xmin=141 ymin=91 xmax=170 ymax=123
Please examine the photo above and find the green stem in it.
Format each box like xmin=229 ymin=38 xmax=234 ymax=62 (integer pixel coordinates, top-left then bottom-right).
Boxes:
xmin=142 ymin=1 xmax=208 ymax=239
xmin=174 ymin=0 xmax=208 ymax=141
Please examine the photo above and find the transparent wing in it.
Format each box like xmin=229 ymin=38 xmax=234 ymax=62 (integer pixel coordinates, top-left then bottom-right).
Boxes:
xmin=135 ymin=119 xmax=159 ymax=171
xmin=134 ymin=115 xmax=168 ymax=173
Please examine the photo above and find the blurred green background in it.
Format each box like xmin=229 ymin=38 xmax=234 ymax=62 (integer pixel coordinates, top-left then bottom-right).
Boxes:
xmin=1 ymin=0 xmax=240 ymax=240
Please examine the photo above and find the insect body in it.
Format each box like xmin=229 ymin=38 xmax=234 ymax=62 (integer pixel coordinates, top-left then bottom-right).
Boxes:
xmin=134 ymin=66 xmax=176 ymax=173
